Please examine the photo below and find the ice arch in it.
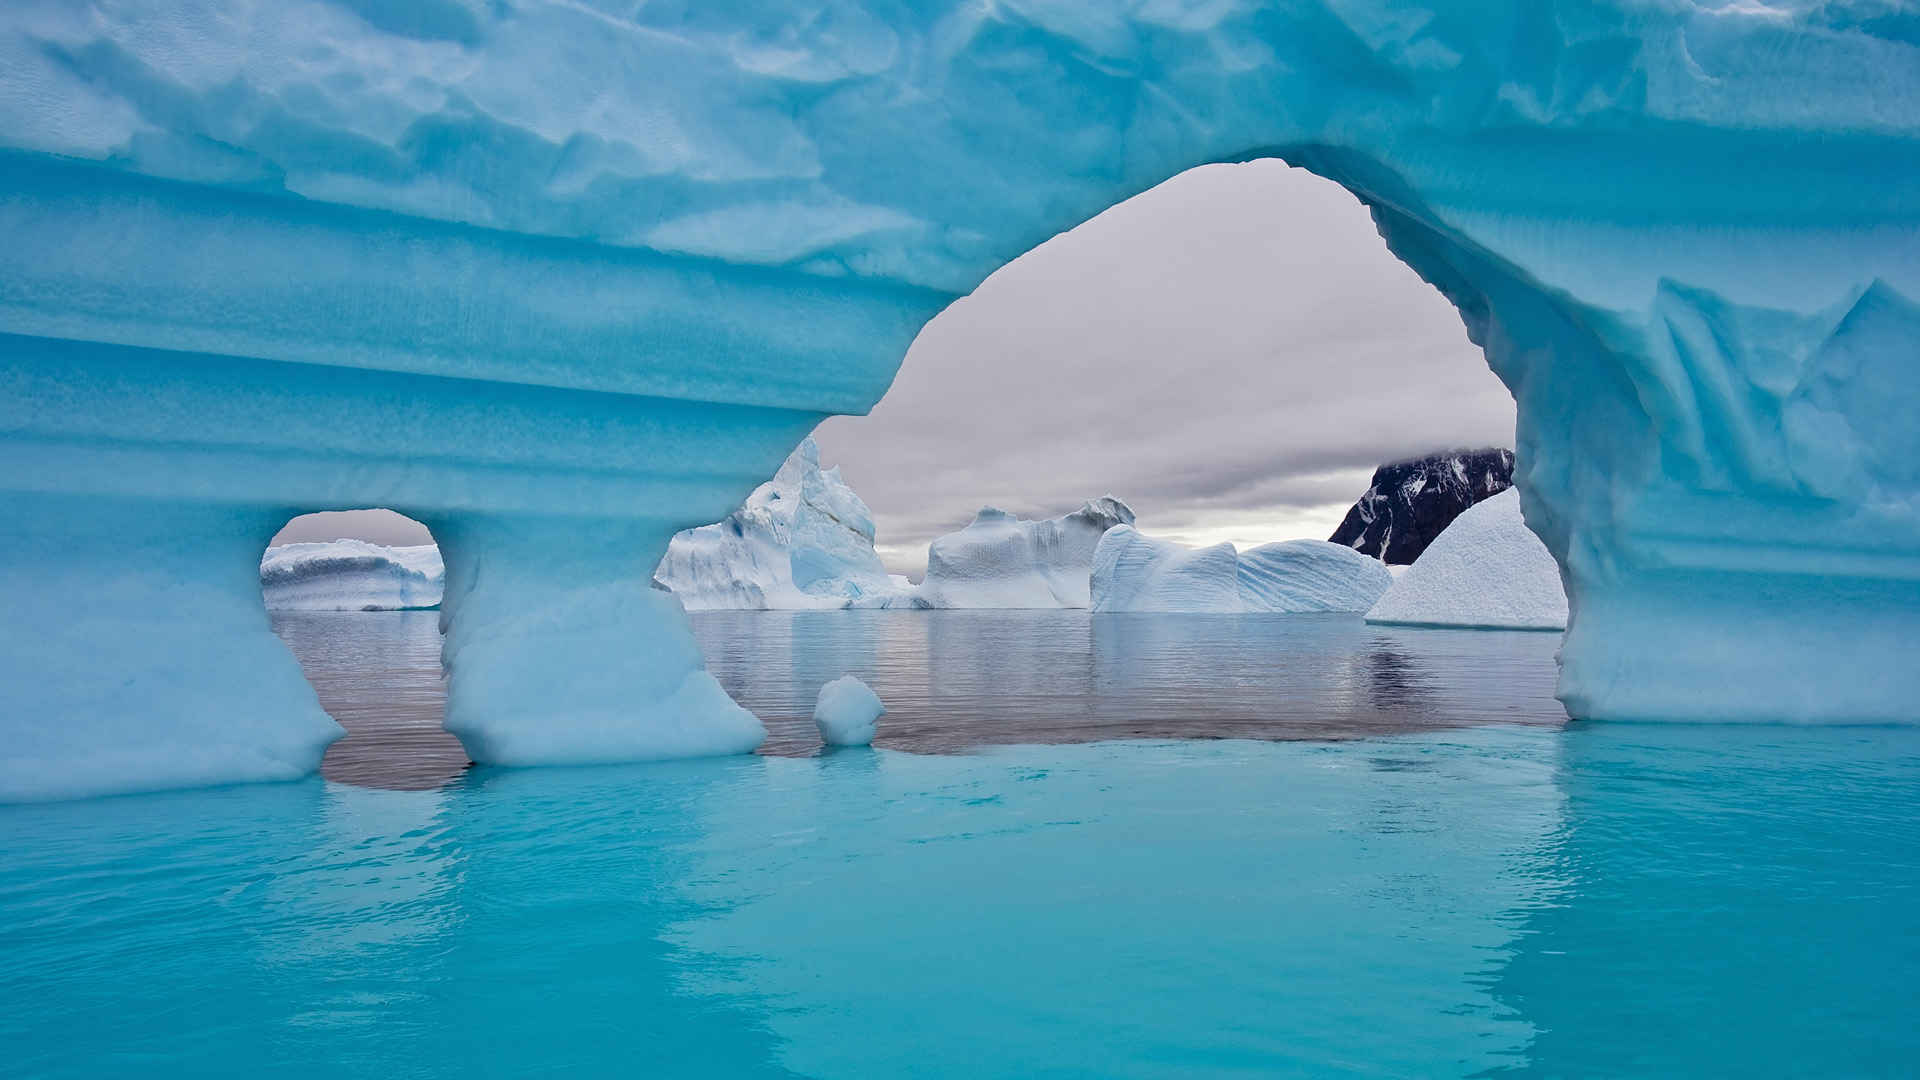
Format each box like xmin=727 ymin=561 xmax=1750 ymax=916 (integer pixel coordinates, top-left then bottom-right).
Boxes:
xmin=1 ymin=2 xmax=1915 ymax=799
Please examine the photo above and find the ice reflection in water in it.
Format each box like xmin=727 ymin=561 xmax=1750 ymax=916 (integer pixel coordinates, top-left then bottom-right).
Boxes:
xmin=271 ymin=610 xmax=1566 ymax=789
xmin=269 ymin=610 xmax=467 ymax=789
xmin=693 ymin=610 xmax=1567 ymax=755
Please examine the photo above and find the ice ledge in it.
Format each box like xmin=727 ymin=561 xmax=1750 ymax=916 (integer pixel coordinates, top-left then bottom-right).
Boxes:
xmin=0 ymin=153 xmax=948 ymax=414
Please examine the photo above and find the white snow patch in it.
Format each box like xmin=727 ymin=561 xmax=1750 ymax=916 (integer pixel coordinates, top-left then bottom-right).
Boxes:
xmin=1364 ymin=489 xmax=1568 ymax=631
xmin=1091 ymin=526 xmax=1393 ymax=614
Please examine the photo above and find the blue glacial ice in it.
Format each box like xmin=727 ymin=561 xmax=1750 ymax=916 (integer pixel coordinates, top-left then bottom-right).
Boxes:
xmin=261 ymin=540 xmax=445 ymax=612
xmin=1366 ymin=488 xmax=1569 ymax=631
xmin=1092 ymin=526 xmax=1394 ymax=614
xmin=912 ymin=498 xmax=1136 ymax=609
xmin=654 ymin=436 xmax=908 ymax=610
xmin=1 ymin=1 xmax=1917 ymax=798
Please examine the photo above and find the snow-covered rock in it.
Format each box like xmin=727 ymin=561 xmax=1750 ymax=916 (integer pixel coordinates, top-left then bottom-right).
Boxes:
xmin=654 ymin=437 xmax=904 ymax=610
xmin=913 ymin=498 xmax=1134 ymax=609
xmin=1330 ymin=450 xmax=1514 ymax=565
xmin=1365 ymin=490 xmax=1568 ymax=631
xmin=261 ymin=540 xmax=444 ymax=611
xmin=813 ymin=675 xmax=885 ymax=747
xmin=1092 ymin=527 xmax=1394 ymax=614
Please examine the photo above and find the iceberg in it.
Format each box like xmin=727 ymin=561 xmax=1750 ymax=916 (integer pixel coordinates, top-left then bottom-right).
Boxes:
xmin=1330 ymin=450 xmax=1515 ymax=565
xmin=1092 ymin=527 xmax=1394 ymax=614
xmin=261 ymin=540 xmax=445 ymax=612
xmin=914 ymin=498 xmax=1135 ymax=609
xmin=1365 ymin=490 xmax=1568 ymax=631
xmin=654 ymin=437 xmax=904 ymax=611
xmin=2 ymin=2 xmax=1917 ymax=797
xmin=814 ymin=675 xmax=885 ymax=747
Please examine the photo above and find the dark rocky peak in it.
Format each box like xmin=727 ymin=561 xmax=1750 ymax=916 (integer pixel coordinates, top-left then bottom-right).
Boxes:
xmin=1329 ymin=449 xmax=1514 ymax=564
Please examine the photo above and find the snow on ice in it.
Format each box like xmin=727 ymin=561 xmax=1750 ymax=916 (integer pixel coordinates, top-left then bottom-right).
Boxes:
xmin=1092 ymin=527 xmax=1393 ymax=614
xmin=262 ymin=540 xmax=445 ymax=611
xmin=913 ymin=498 xmax=1135 ymax=609
xmin=1365 ymin=490 xmax=1568 ymax=631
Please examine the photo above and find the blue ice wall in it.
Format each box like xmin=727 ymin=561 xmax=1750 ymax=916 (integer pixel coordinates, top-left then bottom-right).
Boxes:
xmin=1 ymin=1 xmax=1916 ymax=798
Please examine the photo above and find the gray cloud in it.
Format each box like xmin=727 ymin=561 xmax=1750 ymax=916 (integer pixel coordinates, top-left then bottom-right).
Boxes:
xmin=815 ymin=160 xmax=1515 ymax=576
xmin=272 ymin=509 xmax=433 ymax=548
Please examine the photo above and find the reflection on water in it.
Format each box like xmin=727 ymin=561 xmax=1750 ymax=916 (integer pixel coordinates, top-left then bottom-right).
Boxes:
xmin=273 ymin=610 xmax=1565 ymax=789
xmin=5 ymin=725 xmax=1916 ymax=1077
xmin=694 ymin=610 xmax=1567 ymax=754
xmin=269 ymin=610 xmax=468 ymax=790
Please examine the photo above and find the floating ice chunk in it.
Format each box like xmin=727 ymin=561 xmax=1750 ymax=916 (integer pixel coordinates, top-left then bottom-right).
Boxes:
xmin=814 ymin=675 xmax=885 ymax=747
xmin=655 ymin=437 xmax=907 ymax=610
xmin=1092 ymin=526 xmax=1394 ymax=614
xmin=914 ymin=497 xmax=1134 ymax=609
xmin=261 ymin=539 xmax=444 ymax=611
xmin=1365 ymin=489 xmax=1568 ymax=631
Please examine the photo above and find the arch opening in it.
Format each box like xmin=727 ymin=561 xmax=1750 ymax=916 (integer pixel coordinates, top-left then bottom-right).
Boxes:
xmin=811 ymin=157 xmax=1521 ymax=591
xmin=650 ymin=158 xmax=1566 ymax=748
xmin=262 ymin=509 xmax=468 ymax=791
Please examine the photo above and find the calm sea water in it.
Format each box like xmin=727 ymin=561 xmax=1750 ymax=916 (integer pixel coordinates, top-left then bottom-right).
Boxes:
xmin=270 ymin=609 xmax=1568 ymax=788
xmin=696 ymin=610 xmax=1568 ymax=754
xmin=269 ymin=610 xmax=464 ymax=790
xmin=3 ymin=612 xmax=1915 ymax=1077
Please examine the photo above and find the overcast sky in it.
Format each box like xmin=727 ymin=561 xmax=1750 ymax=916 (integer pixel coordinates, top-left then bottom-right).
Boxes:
xmin=276 ymin=160 xmax=1514 ymax=567
xmin=815 ymin=160 xmax=1515 ymax=576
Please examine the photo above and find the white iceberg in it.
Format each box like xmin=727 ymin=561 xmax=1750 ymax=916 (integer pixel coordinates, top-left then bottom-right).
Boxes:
xmin=261 ymin=540 xmax=445 ymax=611
xmin=814 ymin=675 xmax=885 ymax=747
xmin=913 ymin=498 xmax=1134 ymax=609
xmin=1365 ymin=489 xmax=1568 ymax=631
xmin=1092 ymin=526 xmax=1394 ymax=614
xmin=654 ymin=437 xmax=905 ymax=610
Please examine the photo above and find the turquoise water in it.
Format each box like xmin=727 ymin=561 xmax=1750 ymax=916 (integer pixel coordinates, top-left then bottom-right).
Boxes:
xmin=4 ymin=616 xmax=1918 ymax=1076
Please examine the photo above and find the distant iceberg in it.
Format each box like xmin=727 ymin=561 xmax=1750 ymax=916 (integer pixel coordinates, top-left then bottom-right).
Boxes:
xmin=261 ymin=540 xmax=444 ymax=612
xmin=914 ymin=498 xmax=1135 ymax=609
xmin=654 ymin=437 xmax=906 ymax=610
xmin=1365 ymin=490 xmax=1567 ymax=631
xmin=1092 ymin=526 xmax=1393 ymax=614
